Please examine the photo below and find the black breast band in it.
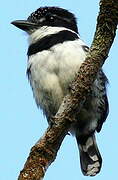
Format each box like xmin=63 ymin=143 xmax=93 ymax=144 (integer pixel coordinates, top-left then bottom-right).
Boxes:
xmin=27 ymin=30 xmax=79 ymax=56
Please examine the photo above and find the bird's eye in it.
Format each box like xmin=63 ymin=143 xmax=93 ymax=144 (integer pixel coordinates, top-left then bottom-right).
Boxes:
xmin=45 ymin=13 xmax=54 ymax=22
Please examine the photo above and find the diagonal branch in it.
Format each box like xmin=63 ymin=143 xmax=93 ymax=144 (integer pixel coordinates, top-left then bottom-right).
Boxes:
xmin=18 ymin=1 xmax=118 ymax=180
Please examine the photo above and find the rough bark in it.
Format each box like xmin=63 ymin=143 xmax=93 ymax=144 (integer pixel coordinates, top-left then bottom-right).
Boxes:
xmin=18 ymin=0 xmax=118 ymax=179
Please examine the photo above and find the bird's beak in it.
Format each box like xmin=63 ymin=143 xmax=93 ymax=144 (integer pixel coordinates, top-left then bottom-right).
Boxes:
xmin=11 ymin=20 xmax=38 ymax=32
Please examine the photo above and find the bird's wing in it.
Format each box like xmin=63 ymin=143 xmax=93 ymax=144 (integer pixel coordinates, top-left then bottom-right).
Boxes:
xmin=95 ymin=70 xmax=109 ymax=132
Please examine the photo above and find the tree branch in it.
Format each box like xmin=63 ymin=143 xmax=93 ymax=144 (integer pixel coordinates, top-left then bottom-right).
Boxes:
xmin=18 ymin=0 xmax=118 ymax=179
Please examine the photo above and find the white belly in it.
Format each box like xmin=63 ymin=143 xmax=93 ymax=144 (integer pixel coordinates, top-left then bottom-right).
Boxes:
xmin=28 ymin=39 xmax=87 ymax=114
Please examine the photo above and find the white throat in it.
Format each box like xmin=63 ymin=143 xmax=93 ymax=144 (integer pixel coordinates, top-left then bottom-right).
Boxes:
xmin=28 ymin=26 xmax=79 ymax=44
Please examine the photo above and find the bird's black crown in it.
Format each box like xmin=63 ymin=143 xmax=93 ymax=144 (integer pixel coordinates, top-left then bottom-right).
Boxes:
xmin=27 ymin=6 xmax=78 ymax=33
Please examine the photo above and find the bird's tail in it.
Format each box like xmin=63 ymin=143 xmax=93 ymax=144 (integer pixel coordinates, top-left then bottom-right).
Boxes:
xmin=76 ymin=134 xmax=102 ymax=176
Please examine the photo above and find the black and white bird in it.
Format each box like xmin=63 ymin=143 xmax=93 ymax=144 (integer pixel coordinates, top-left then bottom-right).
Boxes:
xmin=12 ymin=6 xmax=109 ymax=176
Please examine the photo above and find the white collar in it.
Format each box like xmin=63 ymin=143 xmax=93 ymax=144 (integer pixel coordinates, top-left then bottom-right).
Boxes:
xmin=29 ymin=26 xmax=79 ymax=44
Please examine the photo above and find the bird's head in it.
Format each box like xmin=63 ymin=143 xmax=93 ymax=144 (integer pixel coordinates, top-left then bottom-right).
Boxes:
xmin=11 ymin=6 xmax=78 ymax=34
